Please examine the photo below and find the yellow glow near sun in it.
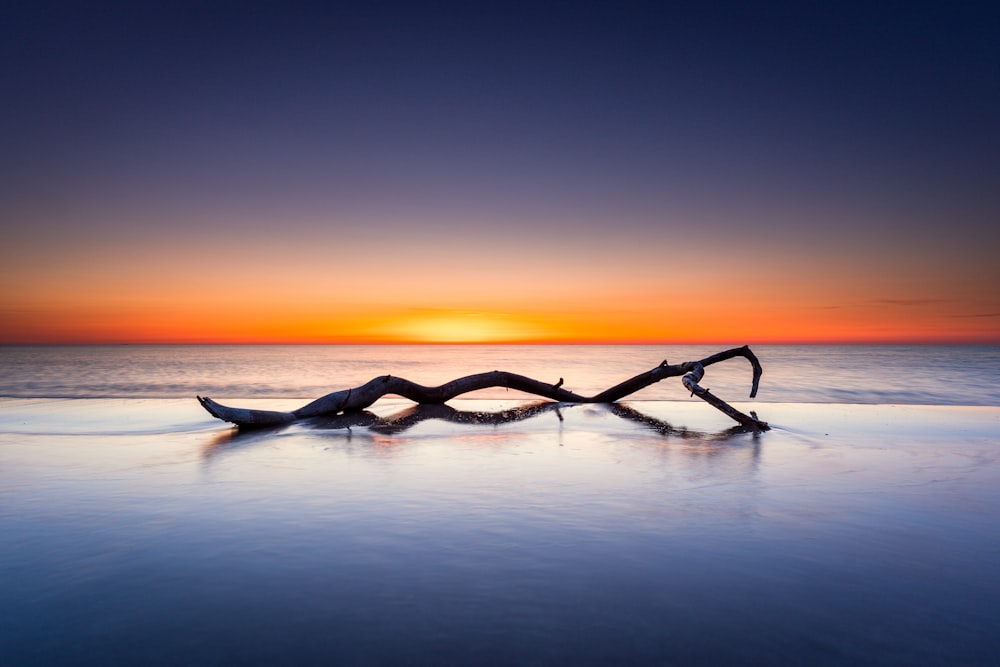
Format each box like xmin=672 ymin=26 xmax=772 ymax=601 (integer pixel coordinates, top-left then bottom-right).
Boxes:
xmin=381 ymin=311 xmax=549 ymax=343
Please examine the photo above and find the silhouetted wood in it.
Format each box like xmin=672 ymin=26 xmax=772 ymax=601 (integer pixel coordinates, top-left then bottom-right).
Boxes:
xmin=198 ymin=345 xmax=767 ymax=430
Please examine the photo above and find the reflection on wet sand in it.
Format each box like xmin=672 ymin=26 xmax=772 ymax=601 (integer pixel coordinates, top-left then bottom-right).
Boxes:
xmin=202 ymin=401 xmax=766 ymax=459
xmin=606 ymin=403 xmax=764 ymax=442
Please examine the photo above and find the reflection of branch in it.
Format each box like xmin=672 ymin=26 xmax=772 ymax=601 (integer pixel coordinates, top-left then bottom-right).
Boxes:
xmin=202 ymin=402 xmax=762 ymax=461
xmin=605 ymin=404 xmax=760 ymax=441
xmin=364 ymin=402 xmax=563 ymax=434
xmin=198 ymin=346 xmax=767 ymax=429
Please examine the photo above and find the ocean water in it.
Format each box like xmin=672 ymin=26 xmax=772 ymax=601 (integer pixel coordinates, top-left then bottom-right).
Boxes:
xmin=3 ymin=345 xmax=1000 ymax=665
xmin=2 ymin=344 xmax=999 ymax=405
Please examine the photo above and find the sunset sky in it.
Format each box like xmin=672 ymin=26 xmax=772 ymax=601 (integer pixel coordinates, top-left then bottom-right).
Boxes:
xmin=2 ymin=1 xmax=998 ymax=344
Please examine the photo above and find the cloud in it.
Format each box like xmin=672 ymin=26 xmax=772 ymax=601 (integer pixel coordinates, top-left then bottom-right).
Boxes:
xmin=870 ymin=299 xmax=950 ymax=307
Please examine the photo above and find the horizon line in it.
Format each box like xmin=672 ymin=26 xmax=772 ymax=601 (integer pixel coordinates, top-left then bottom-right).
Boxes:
xmin=2 ymin=339 xmax=998 ymax=346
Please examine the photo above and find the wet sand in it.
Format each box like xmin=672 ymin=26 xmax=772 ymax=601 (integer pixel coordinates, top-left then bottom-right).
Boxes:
xmin=2 ymin=398 xmax=999 ymax=665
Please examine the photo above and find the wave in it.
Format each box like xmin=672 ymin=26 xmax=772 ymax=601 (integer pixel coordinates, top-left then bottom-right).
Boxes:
xmin=2 ymin=345 xmax=999 ymax=406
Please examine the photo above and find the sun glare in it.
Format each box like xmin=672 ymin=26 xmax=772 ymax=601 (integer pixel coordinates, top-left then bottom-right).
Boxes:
xmin=380 ymin=311 xmax=549 ymax=343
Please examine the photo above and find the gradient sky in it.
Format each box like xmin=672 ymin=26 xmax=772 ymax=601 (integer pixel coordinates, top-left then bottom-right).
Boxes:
xmin=2 ymin=1 xmax=998 ymax=343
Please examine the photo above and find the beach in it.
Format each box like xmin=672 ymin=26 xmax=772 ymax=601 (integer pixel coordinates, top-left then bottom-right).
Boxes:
xmin=2 ymin=391 xmax=999 ymax=665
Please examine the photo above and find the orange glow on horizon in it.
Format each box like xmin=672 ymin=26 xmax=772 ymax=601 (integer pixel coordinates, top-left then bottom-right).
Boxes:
xmin=2 ymin=302 xmax=997 ymax=345
xmin=2 ymin=219 xmax=997 ymax=345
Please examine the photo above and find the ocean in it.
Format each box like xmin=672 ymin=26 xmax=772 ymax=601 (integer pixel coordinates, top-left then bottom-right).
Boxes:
xmin=2 ymin=344 xmax=999 ymax=405
xmin=2 ymin=344 xmax=999 ymax=665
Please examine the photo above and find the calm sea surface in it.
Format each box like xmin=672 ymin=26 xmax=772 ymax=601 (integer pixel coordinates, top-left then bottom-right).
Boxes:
xmin=2 ymin=344 xmax=999 ymax=405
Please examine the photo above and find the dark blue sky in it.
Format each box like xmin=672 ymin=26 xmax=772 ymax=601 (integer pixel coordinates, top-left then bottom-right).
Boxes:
xmin=2 ymin=1 xmax=999 ymax=342
xmin=5 ymin=0 xmax=997 ymax=221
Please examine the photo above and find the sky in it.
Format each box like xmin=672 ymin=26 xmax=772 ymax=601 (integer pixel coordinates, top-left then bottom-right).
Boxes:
xmin=2 ymin=1 xmax=998 ymax=344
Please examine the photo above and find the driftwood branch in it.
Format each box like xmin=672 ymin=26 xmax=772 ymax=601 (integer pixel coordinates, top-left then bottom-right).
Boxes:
xmin=197 ymin=345 xmax=767 ymax=430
